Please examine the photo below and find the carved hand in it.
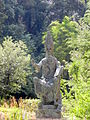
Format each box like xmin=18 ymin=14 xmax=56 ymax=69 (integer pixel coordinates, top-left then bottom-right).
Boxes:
xmin=31 ymin=58 xmax=41 ymax=72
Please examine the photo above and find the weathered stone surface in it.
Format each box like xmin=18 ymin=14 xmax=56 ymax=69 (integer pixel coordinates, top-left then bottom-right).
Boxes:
xmin=36 ymin=105 xmax=61 ymax=118
xmin=31 ymin=31 xmax=63 ymax=118
xmin=42 ymin=105 xmax=55 ymax=109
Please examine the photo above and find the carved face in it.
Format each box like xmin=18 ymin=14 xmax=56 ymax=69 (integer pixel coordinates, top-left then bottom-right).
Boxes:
xmin=45 ymin=43 xmax=54 ymax=55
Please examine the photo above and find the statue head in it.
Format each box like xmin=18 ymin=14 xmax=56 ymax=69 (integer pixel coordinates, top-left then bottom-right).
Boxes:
xmin=45 ymin=31 xmax=54 ymax=56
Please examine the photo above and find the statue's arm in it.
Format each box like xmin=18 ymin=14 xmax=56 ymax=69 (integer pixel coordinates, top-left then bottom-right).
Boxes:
xmin=54 ymin=61 xmax=63 ymax=78
xmin=31 ymin=59 xmax=42 ymax=72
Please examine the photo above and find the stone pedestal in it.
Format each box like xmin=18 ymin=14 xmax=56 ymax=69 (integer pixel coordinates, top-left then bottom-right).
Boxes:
xmin=36 ymin=105 xmax=61 ymax=118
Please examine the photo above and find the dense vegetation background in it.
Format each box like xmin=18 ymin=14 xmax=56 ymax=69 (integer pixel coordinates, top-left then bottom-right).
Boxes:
xmin=0 ymin=0 xmax=90 ymax=119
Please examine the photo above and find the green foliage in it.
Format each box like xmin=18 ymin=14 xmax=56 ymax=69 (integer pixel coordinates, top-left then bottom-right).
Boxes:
xmin=0 ymin=0 xmax=86 ymax=63
xmin=0 ymin=37 xmax=31 ymax=97
xmin=0 ymin=0 xmax=8 ymax=37
xmin=62 ymin=7 xmax=90 ymax=119
xmin=44 ymin=16 xmax=78 ymax=62
xmin=63 ymin=57 xmax=90 ymax=119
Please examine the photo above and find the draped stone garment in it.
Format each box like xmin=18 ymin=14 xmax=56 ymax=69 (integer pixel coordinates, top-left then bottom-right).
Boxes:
xmin=33 ymin=55 xmax=63 ymax=104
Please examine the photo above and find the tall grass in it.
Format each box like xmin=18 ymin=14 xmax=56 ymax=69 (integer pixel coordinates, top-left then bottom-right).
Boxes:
xmin=0 ymin=97 xmax=40 ymax=120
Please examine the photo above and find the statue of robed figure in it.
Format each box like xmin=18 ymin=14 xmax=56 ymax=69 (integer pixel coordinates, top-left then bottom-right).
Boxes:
xmin=31 ymin=31 xmax=63 ymax=118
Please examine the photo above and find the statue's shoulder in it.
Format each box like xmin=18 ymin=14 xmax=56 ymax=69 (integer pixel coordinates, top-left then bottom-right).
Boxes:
xmin=52 ymin=56 xmax=61 ymax=65
xmin=52 ymin=56 xmax=58 ymax=61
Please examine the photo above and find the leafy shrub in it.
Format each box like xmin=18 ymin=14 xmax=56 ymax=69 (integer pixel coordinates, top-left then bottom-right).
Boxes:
xmin=0 ymin=36 xmax=31 ymax=97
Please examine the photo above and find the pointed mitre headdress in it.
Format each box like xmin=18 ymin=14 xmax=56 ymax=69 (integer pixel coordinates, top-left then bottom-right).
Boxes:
xmin=45 ymin=31 xmax=54 ymax=50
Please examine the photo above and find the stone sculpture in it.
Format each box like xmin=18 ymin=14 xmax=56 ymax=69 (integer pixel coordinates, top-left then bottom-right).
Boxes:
xmin=31 ymin=31 xmax=63 ymax=118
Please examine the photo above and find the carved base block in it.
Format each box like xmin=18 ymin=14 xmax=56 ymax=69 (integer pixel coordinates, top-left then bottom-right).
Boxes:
xmin=36 ymin=105 xmax=61 ymax=118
